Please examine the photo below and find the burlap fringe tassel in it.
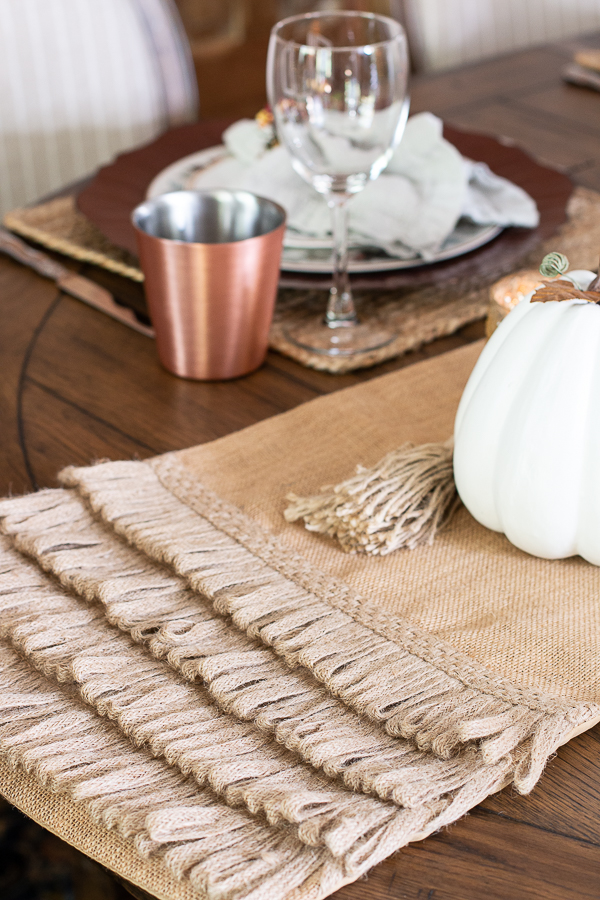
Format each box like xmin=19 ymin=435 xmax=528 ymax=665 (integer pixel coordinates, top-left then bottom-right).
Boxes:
xmin=285 ymin=440 xmax=458 ymax=555
xmin=49 ymin=460 xmax=599 ymax=796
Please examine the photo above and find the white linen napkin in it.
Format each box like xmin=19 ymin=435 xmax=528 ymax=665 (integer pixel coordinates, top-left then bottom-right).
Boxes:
xmin=188 ymin=113 xmax=539 ymax=260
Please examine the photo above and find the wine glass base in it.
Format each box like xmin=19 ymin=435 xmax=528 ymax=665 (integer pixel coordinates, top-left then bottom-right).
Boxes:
xmin=284 ymin=318 xmax=397 ymax=357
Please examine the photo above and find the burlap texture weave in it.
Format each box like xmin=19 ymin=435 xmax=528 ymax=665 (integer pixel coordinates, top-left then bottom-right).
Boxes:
xmin=0 ymin=341 xmax=598 ymax=900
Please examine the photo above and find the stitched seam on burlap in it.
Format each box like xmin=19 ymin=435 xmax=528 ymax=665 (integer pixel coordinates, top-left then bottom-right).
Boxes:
xmin=56 ymin=455 xmax=598 ymax=722
xmin=150 ymin=456 xmax=596 ymax=717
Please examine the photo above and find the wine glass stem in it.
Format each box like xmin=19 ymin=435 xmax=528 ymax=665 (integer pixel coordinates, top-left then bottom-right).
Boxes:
xmin=325 ymin=193 xmax=358 ymax=328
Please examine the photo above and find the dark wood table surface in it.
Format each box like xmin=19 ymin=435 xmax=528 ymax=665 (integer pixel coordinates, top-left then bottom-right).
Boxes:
xmin=2 ymin=33 xmax=600 ymax=900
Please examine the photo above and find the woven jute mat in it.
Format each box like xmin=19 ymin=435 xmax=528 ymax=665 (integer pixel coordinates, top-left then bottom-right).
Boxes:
xmin=6 ymin=188 xmax=600 ymax=374
xmin=4 ymin=196 xmax=143 ymax=281
xmin=1 ymin=342 xmax=599 ymax=900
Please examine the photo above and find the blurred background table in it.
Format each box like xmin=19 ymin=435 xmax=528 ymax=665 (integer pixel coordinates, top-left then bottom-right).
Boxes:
xmin=2 ymin=33 xmax=600 ymax=900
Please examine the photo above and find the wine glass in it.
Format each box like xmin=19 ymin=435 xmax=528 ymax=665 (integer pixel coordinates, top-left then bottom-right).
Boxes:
xmin=267 ymin=11 xmax=409 ymax=356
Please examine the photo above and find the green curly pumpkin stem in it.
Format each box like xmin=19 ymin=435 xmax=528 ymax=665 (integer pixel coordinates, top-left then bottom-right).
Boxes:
xmin=539 ymin=252 xmax=569 ymax=278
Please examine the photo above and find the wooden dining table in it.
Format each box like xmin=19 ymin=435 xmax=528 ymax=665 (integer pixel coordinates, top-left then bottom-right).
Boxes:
xmin=2 ymin=32 xmax=600 ymax=900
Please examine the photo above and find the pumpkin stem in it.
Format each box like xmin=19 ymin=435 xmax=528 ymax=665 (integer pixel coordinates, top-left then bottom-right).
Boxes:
xmin=587 ymin=265 xmax=600 ymax=293
xmin=539 ymin=252 xmax=569 ymax=278
xmin=538 ymin=251 xmax=600 ymax=300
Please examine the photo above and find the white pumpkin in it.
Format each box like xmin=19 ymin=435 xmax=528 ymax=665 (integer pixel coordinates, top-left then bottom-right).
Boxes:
xmin=453 ymin=268 xmax=600 ymax=564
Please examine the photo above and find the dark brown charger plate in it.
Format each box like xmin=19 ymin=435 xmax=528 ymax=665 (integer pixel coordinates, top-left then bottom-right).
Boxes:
xmin=77 ymin=119 xmax=573 ymax=292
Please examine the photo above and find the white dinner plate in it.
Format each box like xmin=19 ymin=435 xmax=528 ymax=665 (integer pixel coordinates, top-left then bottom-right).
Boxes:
xmin=147 ymin=147 xmax=503 ymax=274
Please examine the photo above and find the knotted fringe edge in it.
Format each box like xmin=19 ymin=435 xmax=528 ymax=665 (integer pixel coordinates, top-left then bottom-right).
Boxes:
xmin=0 ymin=531 xmax=441 ymax=860
xmin=0 ymin=490 xmax=520 ymax=812
xmin=0 ymin=641 xmax=342 ymax=900
xmin=56 ymin=457 xmax=598 ymax=794
xmin=284 ymin=440 xmax=459 ymax=555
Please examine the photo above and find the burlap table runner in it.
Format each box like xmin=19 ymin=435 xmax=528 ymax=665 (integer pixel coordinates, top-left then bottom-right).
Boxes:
xmin=0 ymin=341 xmax=599 ymax=900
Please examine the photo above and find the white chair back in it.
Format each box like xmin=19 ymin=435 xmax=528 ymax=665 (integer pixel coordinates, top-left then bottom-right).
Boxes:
xmin=0 ymin=0 xmax=198 ymax=217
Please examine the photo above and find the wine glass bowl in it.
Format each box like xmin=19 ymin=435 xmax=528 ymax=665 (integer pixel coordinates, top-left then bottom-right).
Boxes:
xmin=267 ymin=11 xmax=409 ymax=355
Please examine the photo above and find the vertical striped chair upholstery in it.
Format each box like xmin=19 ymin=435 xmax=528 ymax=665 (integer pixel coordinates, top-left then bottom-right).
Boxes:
xmin=0 ymin=0 xmax=198 ymax=217
xmin=403 ymin=0 xmax=600 ymax=72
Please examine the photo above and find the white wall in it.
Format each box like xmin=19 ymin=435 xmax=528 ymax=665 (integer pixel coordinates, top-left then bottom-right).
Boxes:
xmin=410 ymin=0 xmax=600 ymax=71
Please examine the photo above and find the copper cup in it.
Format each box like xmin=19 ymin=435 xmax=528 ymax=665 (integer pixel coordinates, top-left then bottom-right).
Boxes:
xmin=132 ymin=190 xmax=286 ymax=379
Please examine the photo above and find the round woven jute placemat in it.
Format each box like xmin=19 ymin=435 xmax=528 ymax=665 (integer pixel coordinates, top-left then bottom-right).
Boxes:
xmin=4 ymin=196 xmax=143 ymax=282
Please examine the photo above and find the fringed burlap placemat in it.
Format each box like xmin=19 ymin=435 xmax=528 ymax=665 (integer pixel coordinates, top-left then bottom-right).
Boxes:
xmin=6 ymin=188 xmax=600 ymax=374
xmin=1 ymin=341 xmax=599 ymax=900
